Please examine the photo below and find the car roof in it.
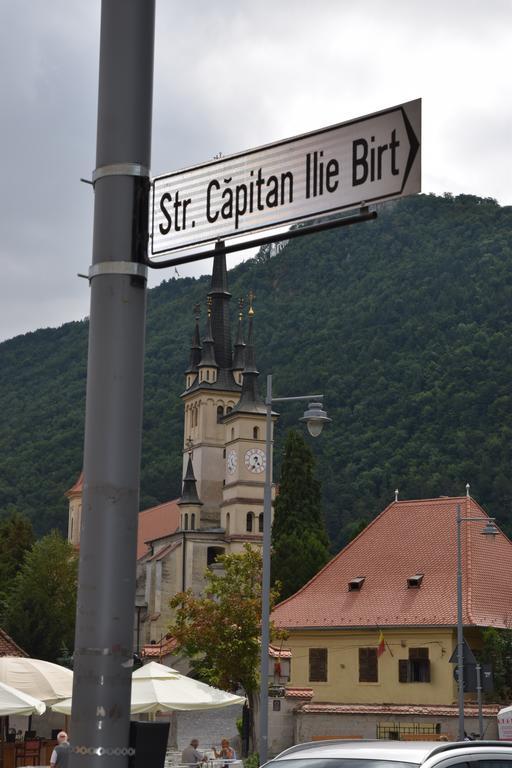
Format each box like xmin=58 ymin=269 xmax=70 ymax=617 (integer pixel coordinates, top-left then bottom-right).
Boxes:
xmin=273 ymin=740 xmax=442 ymax=763
xmin=272 ymin=740 xmax=512 ymax=765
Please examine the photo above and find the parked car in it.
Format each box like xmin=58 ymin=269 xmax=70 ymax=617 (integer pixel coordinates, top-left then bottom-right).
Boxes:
xmin=262 ymin=740 xmax=512 ymax=768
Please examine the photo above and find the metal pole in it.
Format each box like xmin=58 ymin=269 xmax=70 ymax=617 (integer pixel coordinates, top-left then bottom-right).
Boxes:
xmin=259 ymin=374 xmax=273 ymax=764
xmin=69 ymin=2 xmax=155 ymax=766
xmin=456 ymin=503 xmax=465 ymax=741
xmin=476 ymin=663 xmax=484 ymax=739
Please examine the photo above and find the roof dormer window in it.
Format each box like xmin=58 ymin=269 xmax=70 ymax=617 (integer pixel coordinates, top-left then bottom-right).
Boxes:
xmin=348 ymin=576 xmax=365 ymax=591
xmin=407 ymin=573 xmax=424 ymax=588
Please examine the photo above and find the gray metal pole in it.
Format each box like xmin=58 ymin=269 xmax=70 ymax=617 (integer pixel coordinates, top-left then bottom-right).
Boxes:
xmin=259 ymin=374 xmax=273 ymax=764
xmin=476 ymin=663 xmax=484 ymax=739
xmin=456 ymin=503 xmax=465 ymax=741
xmin=69 ymin=2 xmax=155 ymax=766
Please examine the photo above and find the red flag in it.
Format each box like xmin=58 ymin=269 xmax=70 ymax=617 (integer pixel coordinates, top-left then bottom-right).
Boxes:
xmin=377 ymin=630 xmax=385 ymax=657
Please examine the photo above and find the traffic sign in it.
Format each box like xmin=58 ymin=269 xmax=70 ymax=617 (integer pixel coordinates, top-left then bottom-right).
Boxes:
xmin=150 ymin=99 xmax=421 ymax=258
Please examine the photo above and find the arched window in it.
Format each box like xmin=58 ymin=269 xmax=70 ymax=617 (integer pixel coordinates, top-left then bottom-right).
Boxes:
xmin=246 ymin=512 xmax=253 ymax=533
xmin=70 ymin=517 xmax=74 ymax=541
xmin=226 ymin=512 xmax=230 ymax=534
xmin=231 ymin=427 xmax=235 ymax=440
xmin=191 ymin=513 xmax=196 ymax=530
xmin=184 ymin=513 xmax=189 ymax=530
xmin=207 ymin=546 xmax=225 ymax=568
xmin=227 ymin=406 xmax=233 ymax=413
xmin=217 ymin=405 xmax=224 ymax=423
xmin=206 ymin=369 xmax=210 ymax=381
xmin=258 ymin=513 xmax=264 ymax=533
xmin=253 ymin=426 xmax=259 ymax=440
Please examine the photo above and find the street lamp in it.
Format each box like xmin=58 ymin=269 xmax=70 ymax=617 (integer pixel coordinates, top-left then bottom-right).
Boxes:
xmin=259 ymin=374 xmax=331 ymax=763
xmin=456 ymin=502 xmax=498 ymax=741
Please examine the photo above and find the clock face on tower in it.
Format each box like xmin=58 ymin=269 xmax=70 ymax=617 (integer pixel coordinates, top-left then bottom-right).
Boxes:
xmin=245 ymin=448 xmax=266 ymax=474
xmin=227 ymin=449 xmax=238 ymax=474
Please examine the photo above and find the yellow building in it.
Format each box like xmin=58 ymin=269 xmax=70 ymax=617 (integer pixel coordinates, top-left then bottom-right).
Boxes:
xmin=268 ymin=495 xmax=510 ymax=751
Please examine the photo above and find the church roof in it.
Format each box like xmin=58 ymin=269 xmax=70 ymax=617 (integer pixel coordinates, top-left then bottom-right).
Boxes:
xmin=272 ymin=495 xmax=512 ymax=630
xmin=65 ymin=471 xmax=83 ymax=497
xmin=137 ymin=499 xmax=181 ymax=560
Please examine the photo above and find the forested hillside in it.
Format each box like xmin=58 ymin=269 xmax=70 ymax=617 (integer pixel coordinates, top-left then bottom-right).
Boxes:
xmin=1 ymin=193 xmax=511 ymax=550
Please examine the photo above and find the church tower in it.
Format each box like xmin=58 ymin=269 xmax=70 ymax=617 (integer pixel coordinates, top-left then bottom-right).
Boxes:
xmin=181 ymin=246 xmax=241 ymax=525
xmin=221 ymin=296 xmax=276 ymax=545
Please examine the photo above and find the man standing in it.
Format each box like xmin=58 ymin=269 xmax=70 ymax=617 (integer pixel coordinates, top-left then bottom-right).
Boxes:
xmin=50 ymin=731 xmax=70 ymax=768
xmin=182 ymin=738 xmax=206 ymax=765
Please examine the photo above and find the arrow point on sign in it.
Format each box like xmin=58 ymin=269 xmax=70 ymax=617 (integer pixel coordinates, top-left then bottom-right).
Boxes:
xmin=400 ymin=107 xmax=420 ymax=193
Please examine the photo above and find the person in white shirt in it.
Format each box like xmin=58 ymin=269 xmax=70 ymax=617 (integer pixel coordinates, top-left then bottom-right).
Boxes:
xmin=50 ymin=731 xmax=70 ymax=768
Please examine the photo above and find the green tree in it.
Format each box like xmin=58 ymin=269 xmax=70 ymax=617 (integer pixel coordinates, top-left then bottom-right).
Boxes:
xmin=168 ymin=545 xmax=284 ymax=749
xmin=0 ymin=510 xmax=34 ymax=610
xmin=4 ymin=531 xmax=78 ymax=661
xmin=271 ymin=430 xmax=330 ymax=599
xmin=481 ymin=627 xmax=512 ymax=702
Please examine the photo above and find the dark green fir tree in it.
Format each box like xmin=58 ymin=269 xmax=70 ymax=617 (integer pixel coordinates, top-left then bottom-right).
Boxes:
xmin=271 ymin=429 xmax=330 ymax=600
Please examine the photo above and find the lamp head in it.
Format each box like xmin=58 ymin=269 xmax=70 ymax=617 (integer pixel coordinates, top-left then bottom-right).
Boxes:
xmin=480 ymin=519 xmax=499 ymax=537
xmin=300 ymin=401 xmax=331 ymax=437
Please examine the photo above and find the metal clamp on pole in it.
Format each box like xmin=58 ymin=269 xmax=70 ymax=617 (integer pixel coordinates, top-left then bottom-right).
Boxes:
xmin=92 ymin=162 xmax=150 ymax=185
xmin=88 ymin=261 xmax=148 ymax=282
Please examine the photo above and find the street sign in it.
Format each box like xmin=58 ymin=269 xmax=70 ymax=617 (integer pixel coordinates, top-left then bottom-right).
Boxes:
xmin=150 ymin=99 xmax=421 ymax=258
xmin=449 ymin=640 xmax=477 ymax=665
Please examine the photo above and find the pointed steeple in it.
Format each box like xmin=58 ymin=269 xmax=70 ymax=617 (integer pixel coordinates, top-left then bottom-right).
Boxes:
xmin=230 ymin=291 xmax=265 ymax=413
xmin=208 ymin=241 xmax=232 ymax=371
xmin=185 ymin=305 xmax=202 ymax=385
xmin=178 ymin=452 xmax=203 ymax=506
xmin=232 ymin=298 xmax=246 ymax=381
xmin=198 ymin=297 xmax=218 ymax=368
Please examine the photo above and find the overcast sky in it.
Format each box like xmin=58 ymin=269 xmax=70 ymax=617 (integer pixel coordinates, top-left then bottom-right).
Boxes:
xmin=1 ymin=0 xmax=511 ymax=343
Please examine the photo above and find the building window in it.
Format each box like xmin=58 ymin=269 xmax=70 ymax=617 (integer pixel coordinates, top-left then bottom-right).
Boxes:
xmin=258 ymin=513 xmax=264 ymax=533
xmin=399 ymin=648 xmax=431 ymax=683
xmin=231 ymin=427 xmax=235 ymax=440
xmin=359 ymin=647 xmax=378 ymax=682
xmin=272 ymin=700 xmax=281 ymax=712
xmin=184 ymin=513 xmax=189 ymax=530
xmin=217 ymin=405 xmax=224 ymax=423
xmin=253 ymin=426 xmax=259 ymax=439
xmin=226 ymin=513 xmax=230 ymax=534
xmin=207 ymin=546 xmax=224 ymax=567
xmin=309 ymin=648 xmax=328 ymax=682
xmin=191 ymin=513 xmax=195 ymax=530
xmin=227 ymin=406 xmax=233 ymax=413
xmin=246 ymin=512 xmax=253 ymax=532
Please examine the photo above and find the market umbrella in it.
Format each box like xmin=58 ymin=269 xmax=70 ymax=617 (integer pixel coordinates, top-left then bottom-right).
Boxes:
xmin=0 ymin=681 xmax=46 ymax=717
xmin=52 ymin=661 xmax=245 ymax=714
xmin=0 ymin=657 xmax=72 ymax=704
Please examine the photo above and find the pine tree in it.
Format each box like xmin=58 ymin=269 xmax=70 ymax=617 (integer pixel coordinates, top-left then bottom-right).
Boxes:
xmin=271 ymin=430 xmax=330 ymax=599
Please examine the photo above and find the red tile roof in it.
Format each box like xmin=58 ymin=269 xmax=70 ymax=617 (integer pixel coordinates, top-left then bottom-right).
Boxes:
xmin=137 ymin=499 xmax=181 ymax=560
xmin=285 ymin=687 xmax=314 ymax=699
xmin=141 ymin=635 xmax=178 ymax=659
xmin=299 ymin=702 xmax=500 ymax=716
xmin=0 ymin=628 xmax=28 ymax=657
xmin=272 ymin=496 xmax=512 ymax=630
xmin=65 ymin=471 xmax=84 ymax=498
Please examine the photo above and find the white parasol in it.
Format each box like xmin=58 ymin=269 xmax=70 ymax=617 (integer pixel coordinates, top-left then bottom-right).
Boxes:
xmin=0 ymin=657 xmax=72 ymax=704
xmin=52 ymin=661 xmax=245 ymax=714
xmin=0 ymin=681 xmax=46 ymax=717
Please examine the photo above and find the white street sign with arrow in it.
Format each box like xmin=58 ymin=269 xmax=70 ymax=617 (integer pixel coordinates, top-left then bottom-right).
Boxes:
xmin=151 ymin=99 xmax=421 ymax=258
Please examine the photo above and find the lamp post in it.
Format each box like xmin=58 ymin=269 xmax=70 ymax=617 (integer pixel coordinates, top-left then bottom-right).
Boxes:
xmin=259 ymin=374 xmax=331 ymax=763
xmin=456 ymin=502 xmax=498 ymax=741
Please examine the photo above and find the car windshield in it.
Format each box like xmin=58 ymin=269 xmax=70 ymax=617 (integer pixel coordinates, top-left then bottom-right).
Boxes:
xmin=268 ymin=760 xmax=419 ymax=768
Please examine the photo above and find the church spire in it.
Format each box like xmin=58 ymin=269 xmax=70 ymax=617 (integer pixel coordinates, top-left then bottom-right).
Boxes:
xmin=208 ymin=241 xmax=232 ymax=371
xmin=178 ymin=451 xmax=202 ymax=506
xmin=198 ymin=297 xmax=218 ymax=368
xmin=231 ymin=291 xmax=265 ymax=413
xmin=232 ymin=298 xmax=246 ymax=383
xmin=185 ymin=304 xmax=202 ymax=384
